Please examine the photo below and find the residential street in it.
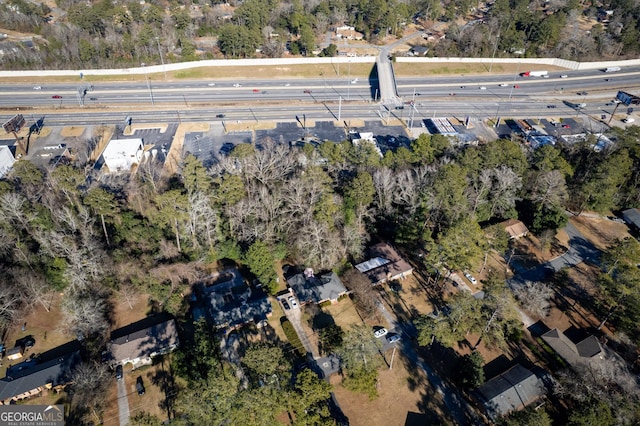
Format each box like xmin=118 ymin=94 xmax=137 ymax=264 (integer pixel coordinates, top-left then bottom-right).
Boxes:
xmin=116 ymin=376 xmax=130 ymax=426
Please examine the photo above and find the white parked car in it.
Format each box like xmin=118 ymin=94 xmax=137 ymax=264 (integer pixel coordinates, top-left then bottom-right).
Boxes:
xmin=623 ymin=118 xmax=635 ymax=123
xmin=374 ymin=328 xmax=388 ymax=338
xmin=464 ymin=272 xmax=478 ymax=285
xmin=288 ymin=296 xmax=299 ymax=309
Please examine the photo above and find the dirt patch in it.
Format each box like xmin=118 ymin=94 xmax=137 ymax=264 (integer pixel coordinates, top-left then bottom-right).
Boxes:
xmin=110 ymin=291 xmax=153 ymax=330
xmin=331 ymin=352 xmax=446 ymax=426
xmin=569 ymin=215 xmax=630 ymax=250
xmin=393 ymin=275 xmax=434 ymax=317
xmin=59 ymin=126 xmax=85 ymax=137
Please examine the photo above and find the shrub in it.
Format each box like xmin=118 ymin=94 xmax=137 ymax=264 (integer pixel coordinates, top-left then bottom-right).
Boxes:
xmin=281 ymin=318 xmax=306 ymax=357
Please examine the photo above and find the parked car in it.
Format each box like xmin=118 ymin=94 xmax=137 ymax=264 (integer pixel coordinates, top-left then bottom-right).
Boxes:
xmin=562 ymin=124 xmax=571 ymax=128
xmin=281 ymin=299 xmax=290 ymax=310
xmin=623 ymin=118 xmax=636 ymax=123
xmin=115 ymin=365 xmax=123 ymax=381
xmin=386 ymin=334 xmax=401 ymax=343
xmin=18 ymin=335 xmax=35 ymax=349
xmin=374 ymin=328 xmax=388 ymax=338
xmin=288 ymin=296 xmax=299 ymax=309
xmin=464 ymin=271 xmax=477 ymax=285
xmin=136 ymin=376 xmax=145 ymax=395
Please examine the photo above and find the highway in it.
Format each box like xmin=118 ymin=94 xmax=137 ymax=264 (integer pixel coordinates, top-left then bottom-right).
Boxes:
xmin=1 ymin=66 xmax=638 ymax=126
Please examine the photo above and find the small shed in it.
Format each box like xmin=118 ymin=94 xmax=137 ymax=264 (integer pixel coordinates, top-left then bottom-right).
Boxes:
xmin=6 ymin=346 xmax=24 ymax=361
xmin=501 ymin=218 xmax=529 ymax=240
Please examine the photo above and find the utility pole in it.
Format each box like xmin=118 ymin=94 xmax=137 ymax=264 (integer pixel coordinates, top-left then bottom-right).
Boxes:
xmin=155 ymin=37 xmax=167 ymax=79
xmin=338 ymin=96 xmax=342 ymax=122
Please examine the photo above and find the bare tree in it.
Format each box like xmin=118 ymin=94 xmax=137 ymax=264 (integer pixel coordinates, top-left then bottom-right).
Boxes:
xmin=513 ymin=281 xmax=553 ymax=319
xmin=15 ymin=273 xmax=55 ymax=312
xmin=531 ymin=170 xmax=568 ymax=208
xmin=69 ymin=362 xmax=111 ymax=424
xmin=342 ymin=269 xmax=379 ymax=320
xmin=372 ymin=168 xmax=396 ymax=215
xmin=61 ymin=289 xmax=110 ymax=338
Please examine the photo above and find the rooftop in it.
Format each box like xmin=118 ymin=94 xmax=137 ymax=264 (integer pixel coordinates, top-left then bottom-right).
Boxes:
xmin=287 ymin=271 xmax=348 ymax=304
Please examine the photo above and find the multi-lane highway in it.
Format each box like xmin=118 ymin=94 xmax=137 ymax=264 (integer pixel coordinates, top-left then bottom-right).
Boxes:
xmin=1 ymin=66 xmax=638 ymax=126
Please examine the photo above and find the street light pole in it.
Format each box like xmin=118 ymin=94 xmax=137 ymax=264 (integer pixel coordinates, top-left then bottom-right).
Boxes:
xmin=142 ymin=63 xmax=154 ymax=106
xmin=155 ymin=37 xmax=167 ymax=79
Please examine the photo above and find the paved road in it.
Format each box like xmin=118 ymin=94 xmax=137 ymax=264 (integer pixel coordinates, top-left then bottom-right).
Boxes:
xmin=116 ymin=377 xmax=130 ymax=426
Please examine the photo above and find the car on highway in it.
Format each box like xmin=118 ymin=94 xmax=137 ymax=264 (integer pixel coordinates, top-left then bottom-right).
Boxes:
xmin=350 ymin=78 xmax=358 ymax=84
xmin=233 ymin=83 xmax=241 ymax=87
xmin=252 ymin=89 xmax=260 ymax=93
xmin=89 ymin=97 xmax=97 ymax=100
xmin=288 ymin=296 xmax=299 ymax=309
xmin=513 ymin=85 xmax=520 ymax=88
xmin=374 ymin=328 xmax=388 ymax=338
xmin=547 ymin=105 xmax=557 ymax=108
xmin=136 ymin=376 xmax=145 ymax=395
xmin=303 ymin=90 xmax=312 ymax=94
xmin=498 ymin=83 xmax=508 ymax=87
xmin=464 ymin=271 xmax=477 ymax=285
xmin=577 ymin=91 xmax=588 ymax=96
xmin=52 ymin=95 xmax=62 ymax=99
xmin=460 ymin=86 xmax=466 ymax=89
xmin=386 ymin=334 xmax=401 ymax=344
xmin=613 ymin=99 xmax=622 ymax=104
xmin=207 ymin=83 xmax=216 ymax=86
xmin=215 ymin=113 xmax=225 ymax=118
xmin=33 ymin=86 xmax=42 ymax=90
xmin=284 ymin=83 xmax=291 ymax=87
xmin=479 ymin=86 xmax=487 ymax=90
xmin=560 ymin=74 xmax=568 ymax=78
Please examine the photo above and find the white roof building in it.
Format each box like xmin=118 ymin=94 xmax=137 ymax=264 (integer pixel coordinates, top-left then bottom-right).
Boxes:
xmin=0 ymin=146 xmax=15 ymax=179
xmin=100 ymin=138 xmax=144 ymax=172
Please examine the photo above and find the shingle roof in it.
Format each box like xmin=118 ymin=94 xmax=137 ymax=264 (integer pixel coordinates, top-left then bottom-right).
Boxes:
xmin=542 ymin=328 xmax=602 ymax=368
xmin=108 ymin=315 xmax=179 ymax=364
xmin=0 ymin=350 xmax=80 ymax=402
xmin=205 ymin=280 xmax=272 ymax=329
xmin=501 ymin=219 xmax=529 ymax=239
xmin=622 ymin=208 xmax=640 ymax=229
xmin=354 ymin=243 xmax=413 ymax=284
xmin=475 ymin=364 xmax=545 ymax=419
xmin=288 ymin=272 xmax=348 ymax=304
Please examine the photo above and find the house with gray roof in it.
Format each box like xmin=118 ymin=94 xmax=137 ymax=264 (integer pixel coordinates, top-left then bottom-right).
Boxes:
xmin=622 ymin=208 xmax=640 ymax=231
xmin=107 ymin=314 xmax=180 ymax=369
xmin=474 ymin=364 xmax=546 ymax=420
xmin=287 ymin=269 xmax=348 ymax=305
xmin=541 ymin=328 xmax=603 ymax=368
xmin=203 ymin=269 xmax=272 ymax=331
xmin=0 ymin=345 xmax=80 ymax=405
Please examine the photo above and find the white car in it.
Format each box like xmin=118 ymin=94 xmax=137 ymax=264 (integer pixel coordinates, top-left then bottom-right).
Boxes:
xmin=288 ymin=296 xmax=299 ymax=309
xmin=479 ymin=86 xmax=487 ymax=90
xmin=374 ymin=328 xmax=388 ymax=338
xmin=233 ymin=83 xmax=241 ymax=87
xmin=33 ymin=86 xmax=42 ymax=90
xmin=498 ymin=83 xmax=508 ymax=87
xmin=560 ymin=74 xmax=568 ymax=78
xmin=207 ymin=83 xmax=216 ymax=86
xmin=284 ymin=83 xmax=290 ymax=87
xmin=350 ymin=78 xmax=358 ymax=84
xmin=623 ymin=118 xmax=635 ymax=123
xmin=464 ymin=272 xmax=478 ymax=285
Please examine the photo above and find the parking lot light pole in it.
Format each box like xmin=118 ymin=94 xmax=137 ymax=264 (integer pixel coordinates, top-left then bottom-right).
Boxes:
xmin=155 ymin=37 xmax=167 ymax=80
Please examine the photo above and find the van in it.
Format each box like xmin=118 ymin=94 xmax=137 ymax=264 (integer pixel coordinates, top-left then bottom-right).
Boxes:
xmin=604 ymin=66 xmax=621 ymax=73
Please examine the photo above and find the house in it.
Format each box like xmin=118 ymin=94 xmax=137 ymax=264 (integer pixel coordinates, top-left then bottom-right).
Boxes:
xmin=622 ymin=208 xmax=640 ymax=231
xmin=0 ymin=346 xmax=80 ymax=405
xmin=6 ymin=346 xmax=24 ymax=361
xmin=335 ymin=25 xmax=363 ymax=40
xmin=287 ymin=269 xmax=348 ymax=305
xmin=501 ymin=219 xmax=529 ymax=240
xmin=474 ymin=364 xmax=546 ymax=420
xmin=100 ymin=138 xmax=144 ymax=172
xmin=107 ymin=314 xmax=180 ymax=368
xmin=349 ymin=131 xmax=383 ymax=157
xmin=408 ymin=46 xmax=429 ymax=56
xmin=0 ymin=145 xmax=15 ymax=178
xmin=355 ymin=243 xmax=413 ymax=285
xmin=541 ymin=328 xmax=603 ymax=368
xmin=203 ymin=269 xmax=272 ymax=331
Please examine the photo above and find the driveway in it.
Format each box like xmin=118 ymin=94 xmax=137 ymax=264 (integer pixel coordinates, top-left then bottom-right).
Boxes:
xmin=116 ymin=376 xmax=130 ymax=426
xmin=282 ymin=300 xmax=320 ymax=359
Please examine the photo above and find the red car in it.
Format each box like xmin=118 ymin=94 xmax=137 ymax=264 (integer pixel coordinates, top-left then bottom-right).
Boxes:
xmin=562 ymin=124 xmax=570 ymax=128
xmin=52 ymin=95 xmax=62 ymax=99
xmin=513 ymin=85 xmax=520 ymax=88
xmin=252 ymin=89 xmax=260 ymax=93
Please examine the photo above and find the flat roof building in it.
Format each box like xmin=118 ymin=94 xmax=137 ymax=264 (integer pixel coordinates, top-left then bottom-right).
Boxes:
xmin=100 ymin=138 xmax=144 ymax=172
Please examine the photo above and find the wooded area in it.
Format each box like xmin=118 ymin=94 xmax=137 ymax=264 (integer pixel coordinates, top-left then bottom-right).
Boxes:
xmin=1 ymin=0 xmax=639 ymax=69
xmin=2 ymin=125 xmax=640 ymax=423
